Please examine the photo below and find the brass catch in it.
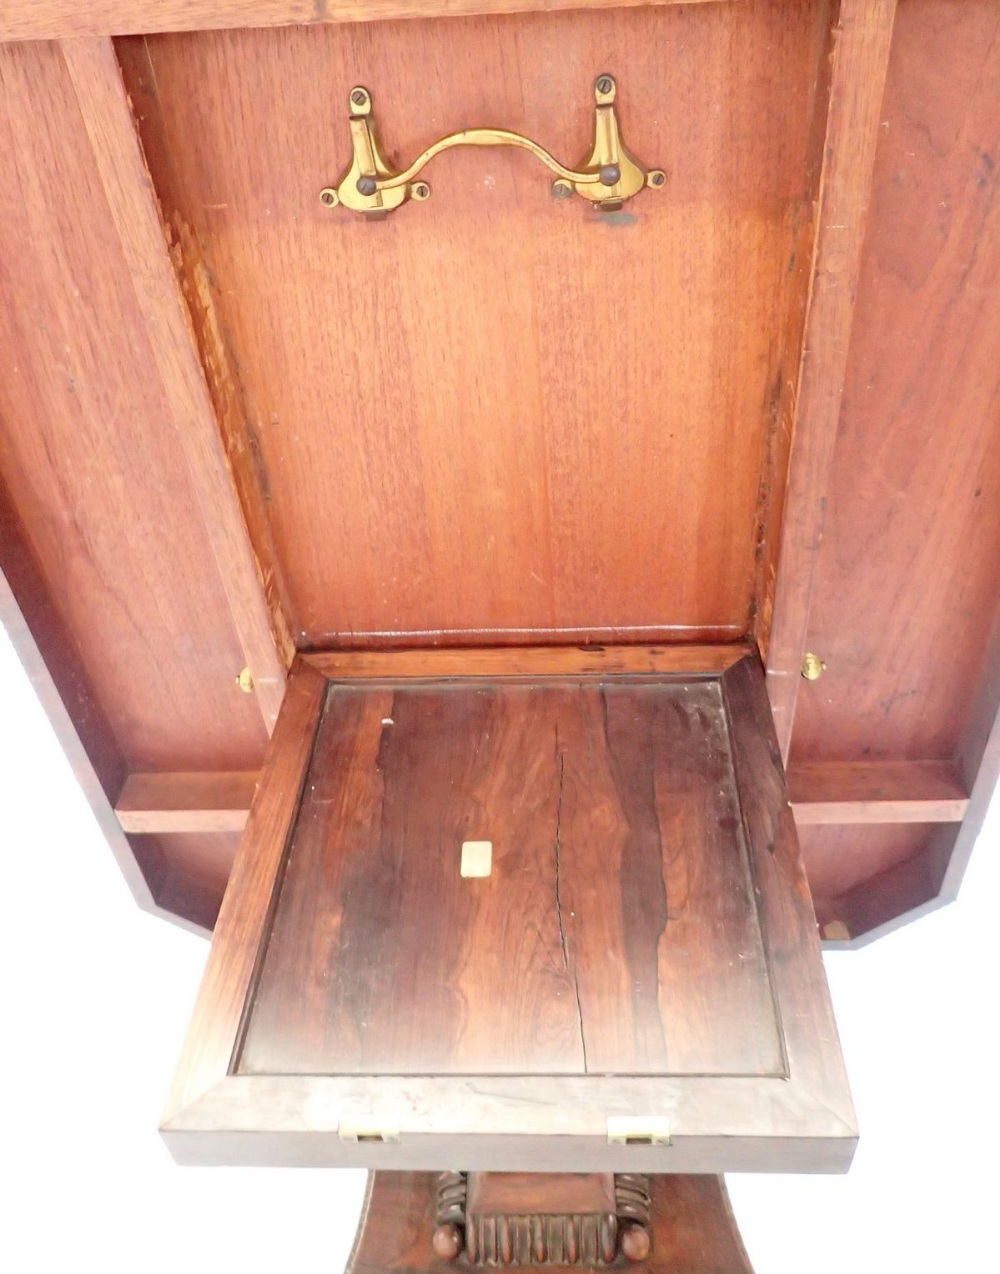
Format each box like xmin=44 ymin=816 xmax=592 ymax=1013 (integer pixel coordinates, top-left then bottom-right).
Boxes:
xmin=319 ymin=76 xmax=665 ymax=218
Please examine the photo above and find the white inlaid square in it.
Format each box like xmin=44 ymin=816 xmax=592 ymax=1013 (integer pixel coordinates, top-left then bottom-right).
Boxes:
xmin=460 ymin=840 xmax=493 ymax=878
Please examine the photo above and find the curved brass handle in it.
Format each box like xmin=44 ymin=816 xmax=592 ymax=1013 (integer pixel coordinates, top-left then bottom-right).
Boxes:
xmin=320 ymin=76 xmax=665 ymax=218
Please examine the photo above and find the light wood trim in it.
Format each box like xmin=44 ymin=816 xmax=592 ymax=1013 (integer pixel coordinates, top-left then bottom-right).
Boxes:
xmin=59 ymin=38 xmax=289 ymax=731
xmin=116 ymin=771 xmax=258 ymax=833
xmin=162 ymin=659 xmax=326 ymax=1124
xmin=764 ymin=0 xmax=897 ymax=761
xmin=2 ymin=1 xmax=736 ymax=42
xmin=789 ymin=760 xmax=969 ymax=825
xmin=304 ymin=644 xmax=751 ymax=681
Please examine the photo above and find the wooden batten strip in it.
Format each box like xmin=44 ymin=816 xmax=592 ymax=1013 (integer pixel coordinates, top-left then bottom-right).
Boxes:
xmin=788 ymin=760 xmax=969 ymax=825
xmin=764 ymin=0 xmax=898 ymax=761
xmin=116 ymin=771 xmax=259 ymax=833
xmin=3 ymin=1 xmax=735 ymax=42
xmin=59 ymin=38 xmax=289 ymax=731
xmin=304 ymin=643 xmax=750 ymax=681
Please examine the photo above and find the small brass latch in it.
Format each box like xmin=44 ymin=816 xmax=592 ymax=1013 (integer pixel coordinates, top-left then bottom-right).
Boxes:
xmin=320 ymin=75 xmax=665 ymax=218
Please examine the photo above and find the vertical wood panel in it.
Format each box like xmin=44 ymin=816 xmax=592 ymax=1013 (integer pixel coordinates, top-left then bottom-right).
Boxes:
xmin=60 ymin=37 xmax=291 ymax=728
xmin=765 ymin=0 xmax=897 ymax=758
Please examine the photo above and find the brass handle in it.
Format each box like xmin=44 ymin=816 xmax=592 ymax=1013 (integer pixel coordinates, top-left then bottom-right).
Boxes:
xmin=320 ymin=76 xmax=665 ymax=218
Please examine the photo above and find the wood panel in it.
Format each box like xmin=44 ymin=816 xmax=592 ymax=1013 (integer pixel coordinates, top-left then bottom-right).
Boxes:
xmin=791 ymin=0 xmax=1000 ymax=764
xmin=0 ymin=1 xmax=737 ymax=43
xmin=799 ymin=822 xmax=937 ymax=911
xmin=239 ymin=678 xmax=781 ymax=1077
xmin=119 ymin=0 xmax=829 ymax=647
xmin=764 ymin=0 xmax=897 ymax=756
xmin=0 ymin=39 xmax=269 ymax=770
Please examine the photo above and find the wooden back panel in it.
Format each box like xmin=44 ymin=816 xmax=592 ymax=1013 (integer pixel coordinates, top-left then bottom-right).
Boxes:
xmin=118 ymin=0 xmax=829 ymax=646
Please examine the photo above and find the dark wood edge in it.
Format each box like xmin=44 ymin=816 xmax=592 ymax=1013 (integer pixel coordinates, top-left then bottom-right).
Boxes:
xmin=764 ymin=0 xmax=898 ymax=760
xmin=303 ymin=644 xmax=751 ymax=680
xmin=721 ymin=653 xmax=857 ymax=1135
xmin=161 ymin=657 xmax=327 ymax=1125
xmin=1 ymin=0 xmax=738 ymax=43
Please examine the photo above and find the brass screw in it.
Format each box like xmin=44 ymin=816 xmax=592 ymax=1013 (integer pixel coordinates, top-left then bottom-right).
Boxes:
xmin=596 ymin=75 xmax=614 ymax=95
xmin=356 ymin=175 xmax=378 ymax=196
xmin=319 ymin=188 xmax=337 ymax=207
xmin=801 ymin=652 xmax=826 ymax=681
xmin=237 ymin=667 xmax=255 ymax=694
xmin=412 ymin=181 xmax=431 ymax=200
xmin=351 ymin=88 xmax=368 ymax=107
xmin=552 ymin=179 xmax=573 ymax=200
xmin=649 ymin=169 xmax=666 ymax=188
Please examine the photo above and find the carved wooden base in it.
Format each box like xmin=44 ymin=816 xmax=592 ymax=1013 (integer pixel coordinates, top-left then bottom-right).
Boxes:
xmin=347 ymin=1173 xmax=756 ymax=1274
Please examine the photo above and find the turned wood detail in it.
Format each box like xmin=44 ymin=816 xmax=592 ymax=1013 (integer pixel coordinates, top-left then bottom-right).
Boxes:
xmin=432 ymin=1173 xmax=651 ymax=1265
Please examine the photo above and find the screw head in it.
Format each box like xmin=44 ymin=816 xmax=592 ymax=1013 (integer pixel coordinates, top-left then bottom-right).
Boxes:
xmin=356 ymin=175 xmax=378 ymax=196
xmin=412 ymin=181 xmax=431 ymax=201
xmin=552 ymin=179 xmax=573 ymax=200
xmin=596 ymin=75 xmax=614 ymax=95
xmin=649 ymin=169 xmax=666 ymax=188
xmin=351 ymin=88 xmax=368 ymax=107
xmin=599 ymin=163 xmax=621 ymax=187
xmin=319 ymin=188 xmax=338 ymax=207
xmin=801 ymin=652 xmax=826 ymax=681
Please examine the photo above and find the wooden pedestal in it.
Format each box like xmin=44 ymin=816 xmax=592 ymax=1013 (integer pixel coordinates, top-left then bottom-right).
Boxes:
xmin=349 ymin=1172 xmax=754 ymax=1274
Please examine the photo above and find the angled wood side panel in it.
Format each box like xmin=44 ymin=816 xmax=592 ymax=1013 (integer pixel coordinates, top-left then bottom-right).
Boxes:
xmin=60 ymin=37 xmax=291 ymax=729
xmin=765 ymin=0 xmax=897 ymax=759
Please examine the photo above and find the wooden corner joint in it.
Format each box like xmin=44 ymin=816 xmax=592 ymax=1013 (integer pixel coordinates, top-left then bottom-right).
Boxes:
xmin=432 ymin=1172 xmax=652 ymax=1266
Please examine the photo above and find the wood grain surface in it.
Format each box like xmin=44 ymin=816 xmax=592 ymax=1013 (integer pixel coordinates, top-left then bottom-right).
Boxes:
xmin=238 ymin=677 xmax=782 ymax=1078
xmin=348 ymin=1171 xmax=755 ymax=1274
xmin=0 ymin=1 xmax=739 ymax=43
xmin=0 ymin=39 xmax=270 ymax=770
xmin=116 ymin=771 xmax=258 ymax=832
xmin=162 ymin=659 xmax=326 ymax=1123
xmin=765 ymin=0 xmax=897 ymax=758
xmin=791 ymin=0 xmax=1000 ymax=765
xmin=119 ymin=0 xmax=828 ymax=647
xmin=788 ymin=759 xmax=968 ymax=824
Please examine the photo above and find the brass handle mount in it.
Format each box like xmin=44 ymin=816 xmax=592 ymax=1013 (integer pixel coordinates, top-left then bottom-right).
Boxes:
xmin=320 ymin=76 xmax=665 ymax=218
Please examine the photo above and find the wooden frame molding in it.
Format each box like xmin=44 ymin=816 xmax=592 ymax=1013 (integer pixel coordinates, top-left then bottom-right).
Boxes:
xmin=59 ymin=38 xmax=290 ymax=731
xmin=160 ymin=654 xmax=856 ymax=1172
xmin=2 ymin=1 xmax=738 ymax=43
xmin=764 ymin=0 xmax=897 ymax=760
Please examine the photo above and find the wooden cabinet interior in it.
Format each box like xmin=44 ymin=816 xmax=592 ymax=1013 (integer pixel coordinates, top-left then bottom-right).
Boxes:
xmin=1 ymin=0 xmax=999 ymax=1267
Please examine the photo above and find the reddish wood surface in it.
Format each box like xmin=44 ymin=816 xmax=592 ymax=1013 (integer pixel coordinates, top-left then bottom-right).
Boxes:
xmin=239 ymin=677 xmax=782 ymax=1078
xmin=305 ymin=645 xmax=748 ymax=680
xmin=788 ymin=759 xmax=968 ymax=824
xmin=162 ymin=660 xmax=326 ymax=1123
xmin=348 ymin=1172 xmax=755 ymax=1274
xmin=765 ymin=0 xmax=897 ymax=758
xmin=0 ymin=39 xmax=270 ymax=771
xmin=116 ymin=771 xmax=258 ymax=833
xmin=0 ymin=1 xmax=735 ymax=43
xmin=119 ymin=0 xmax=828 ymax=647
xmin=791 ymin=0 xmax=1000 ymax=766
